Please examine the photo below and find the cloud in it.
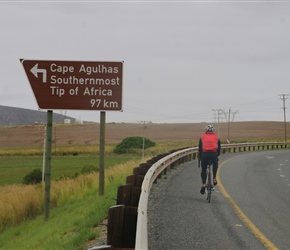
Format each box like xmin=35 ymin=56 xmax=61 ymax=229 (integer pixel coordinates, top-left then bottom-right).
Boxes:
xmin=1 ymin=1 xmax=289 ymax=123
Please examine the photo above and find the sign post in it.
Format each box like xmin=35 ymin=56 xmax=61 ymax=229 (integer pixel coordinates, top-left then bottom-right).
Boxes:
xmin=99 ymin=111 xmax=105 ymax=196
xmin=44 ymin=110 xmax=53 ymax=220
xmin=20 ymin=59 xmax=123 ymax=218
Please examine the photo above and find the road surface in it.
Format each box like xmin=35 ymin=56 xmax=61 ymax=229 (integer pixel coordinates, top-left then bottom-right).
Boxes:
xmin=148 ymin=150 xmax=290 ymax=249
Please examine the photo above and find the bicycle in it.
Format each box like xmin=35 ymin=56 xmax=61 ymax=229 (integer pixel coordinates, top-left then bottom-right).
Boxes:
xmin=198 ymin=158 xmax=215 ymax=203
xmin=205 ymin=159 xmax=214 ymax=203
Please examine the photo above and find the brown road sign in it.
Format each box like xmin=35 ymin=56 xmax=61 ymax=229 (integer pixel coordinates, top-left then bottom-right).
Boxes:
xmin=20 ymin=59 xmax=123 ymax=110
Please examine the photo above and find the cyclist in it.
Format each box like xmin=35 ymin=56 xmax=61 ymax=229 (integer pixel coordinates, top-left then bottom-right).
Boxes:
xmin=198 ymin=125 xmax=221 ymax=194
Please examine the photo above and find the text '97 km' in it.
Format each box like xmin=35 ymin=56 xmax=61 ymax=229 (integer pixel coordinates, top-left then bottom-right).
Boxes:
xmin=90 ymin=99 xmax=119 ymax=108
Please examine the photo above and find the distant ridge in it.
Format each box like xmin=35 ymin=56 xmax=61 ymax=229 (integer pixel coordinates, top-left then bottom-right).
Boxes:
xmin=0 ymin=105 xmax=75 ymax=126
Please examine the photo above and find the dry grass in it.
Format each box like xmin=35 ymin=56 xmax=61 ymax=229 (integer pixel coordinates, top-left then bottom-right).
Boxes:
xmin=0 ymin=158 xmax=143 ymax=232
xmin=0 ymin=184 xmax=43 ymax=229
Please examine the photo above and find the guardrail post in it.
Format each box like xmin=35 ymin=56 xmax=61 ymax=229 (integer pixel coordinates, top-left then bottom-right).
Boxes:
xmin=117 ymin=184 xmax=132 ymax=206
xmin=107 ymin=205 xmax=125 ymax=248
xmin=126 ymin=174 xmax=137 ymax=187
xmin=107 ymin=205 xmax=137 ymax=249
xmin=146 ymin=159 xmax=154 ymax=167
xmin=140 ymin=163 xmax=150 ymax=175
xmin=126 ymin=174 xmax=144 ymax=188
xmin=133 ymin=167 xmax=142 ymax=175
xmin=123 ymin=206 xmax=138 ymax=248
xmin=136 ymin=175 xmax=144 ymax=187
xmin=130 ymin=187 xmax=141 ymax=207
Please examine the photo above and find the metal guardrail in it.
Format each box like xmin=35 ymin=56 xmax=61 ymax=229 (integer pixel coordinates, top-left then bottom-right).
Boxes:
xmin=135 ymin=147 xmax=197 ymax=249
xmin=135 ymin=141 xmax=290 ymax=249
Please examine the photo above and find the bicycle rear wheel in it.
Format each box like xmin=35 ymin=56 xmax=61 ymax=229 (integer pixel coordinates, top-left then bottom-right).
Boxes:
xmin=207 ymin=186 xmax=211 ymax=203
xmin=206 ymin=171 xmax=211 ymax=203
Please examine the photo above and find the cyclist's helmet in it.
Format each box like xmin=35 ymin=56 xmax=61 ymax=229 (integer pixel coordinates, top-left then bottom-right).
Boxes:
xmin=205 ymin=125 xmax=214 ymax=133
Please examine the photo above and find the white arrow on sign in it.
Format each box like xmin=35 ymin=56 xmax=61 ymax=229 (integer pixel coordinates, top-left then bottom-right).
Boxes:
xmin=30 ymin=63 xmax=47 ymax=83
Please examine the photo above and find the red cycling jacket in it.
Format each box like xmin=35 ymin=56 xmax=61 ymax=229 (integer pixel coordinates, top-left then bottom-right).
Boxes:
xmin=199 ymin=132 xmax=221 ymax=154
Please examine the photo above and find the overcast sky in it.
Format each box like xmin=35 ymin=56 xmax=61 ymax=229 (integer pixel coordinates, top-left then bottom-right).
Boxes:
xmin=1 ymin=1 xmax=290 ymax=123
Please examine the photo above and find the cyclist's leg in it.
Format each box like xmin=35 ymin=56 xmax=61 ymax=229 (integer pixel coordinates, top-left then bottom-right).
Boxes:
xmin=212 ymin=152 xmax=218 ymax=185
xmin=200 ymin=153 xmax=208 ymax=194
xmin=201 ymin=154 xmax=208 ymax=184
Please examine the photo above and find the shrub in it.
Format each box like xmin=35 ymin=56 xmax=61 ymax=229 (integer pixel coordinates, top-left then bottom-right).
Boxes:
xmin=22 ymin=169 xmax=42 ymax=185
xmin=114 ymin=136 xmax=155 ymax=154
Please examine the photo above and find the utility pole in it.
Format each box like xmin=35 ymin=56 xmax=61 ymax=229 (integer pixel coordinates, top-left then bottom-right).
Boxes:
xmin=279 ymin=94 xmax=289 ymax=142
xmin=212 ymin=109 xmax=224 ymax=123
xmin=227 ymin=108 xmax=231 ymax=144
xmin=138 ymin=121 xmax=148 ymax=159
xmin=222 ymin=108 xmax=238 ymax=144
xmin=212 ymin=109 xmax=224 ymax=136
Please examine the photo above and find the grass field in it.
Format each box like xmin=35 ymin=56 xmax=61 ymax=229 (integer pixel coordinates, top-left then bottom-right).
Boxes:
xmin=0 ymin=153 xmax=138 ymax=186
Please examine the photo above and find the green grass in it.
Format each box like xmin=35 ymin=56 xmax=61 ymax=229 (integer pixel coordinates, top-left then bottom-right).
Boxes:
xmin=0 ymin=154 xmax=138 ymax=186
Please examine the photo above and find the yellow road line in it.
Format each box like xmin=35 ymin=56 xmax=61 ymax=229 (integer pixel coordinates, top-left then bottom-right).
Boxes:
xmin=217 ymin=157 xmax=279 ymax=250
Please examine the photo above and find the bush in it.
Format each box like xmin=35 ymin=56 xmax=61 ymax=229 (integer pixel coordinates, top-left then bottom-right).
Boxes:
xmin=23 ymin=169 xmax=42 ymax=185
xmin=114 ymin=136 xmax=156 ymax=154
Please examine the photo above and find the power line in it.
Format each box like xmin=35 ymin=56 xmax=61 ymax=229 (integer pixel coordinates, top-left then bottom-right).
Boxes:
xmin=223 ymin=108 xmax=238 ymax=143
xmin=223 ymin=108 xmax=239 ymax=122
xmin=212 ymin=109 xmax=224 ymax=123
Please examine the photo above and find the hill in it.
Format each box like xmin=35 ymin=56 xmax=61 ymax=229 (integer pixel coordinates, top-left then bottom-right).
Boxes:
xmin=0 ymin=105 xmax=75 ymax=126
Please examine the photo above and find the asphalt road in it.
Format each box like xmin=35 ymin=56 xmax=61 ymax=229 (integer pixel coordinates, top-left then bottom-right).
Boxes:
xmin=148 ymin=149 xmax=290 ymax=250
